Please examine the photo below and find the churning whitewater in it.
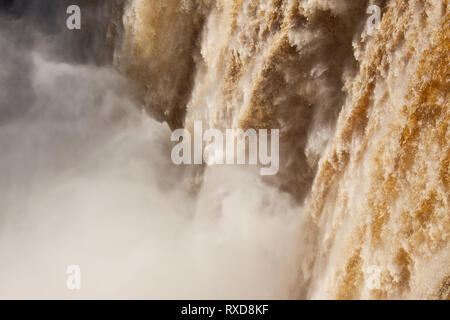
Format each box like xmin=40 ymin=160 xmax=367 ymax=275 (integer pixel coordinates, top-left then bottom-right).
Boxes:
xmin=0 ymin=0 xmax=448 ymax=299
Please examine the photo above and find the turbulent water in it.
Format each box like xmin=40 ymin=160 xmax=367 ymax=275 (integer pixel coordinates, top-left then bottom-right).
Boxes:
xmin=0 ymin=0 xmax=448 ymax=299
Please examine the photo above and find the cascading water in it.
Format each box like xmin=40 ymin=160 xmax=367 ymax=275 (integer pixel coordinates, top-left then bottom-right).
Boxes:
xmin=0 ymin=0 xmax=448 ymax=299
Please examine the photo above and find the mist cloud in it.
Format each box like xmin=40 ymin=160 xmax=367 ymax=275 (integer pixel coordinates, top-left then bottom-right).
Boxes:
xmin=0 ymin=6 xmax=302 ymax=299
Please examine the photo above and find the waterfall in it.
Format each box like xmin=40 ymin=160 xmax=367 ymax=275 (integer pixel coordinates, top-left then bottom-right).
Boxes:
xmin=0 ymin=0 xmax=448 ymax=299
